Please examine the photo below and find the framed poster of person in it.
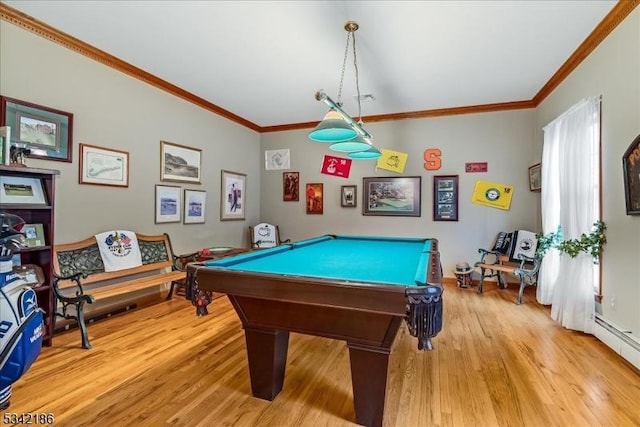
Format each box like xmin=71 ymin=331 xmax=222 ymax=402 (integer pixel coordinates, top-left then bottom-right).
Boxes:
xmin=221 ymin=170 xmax=246 ymax=220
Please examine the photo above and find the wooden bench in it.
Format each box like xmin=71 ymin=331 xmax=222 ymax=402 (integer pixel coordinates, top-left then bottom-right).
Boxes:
xmin=52 ymin=232 xmax=185 ymax=349
xmin=474 ymin=249 xmax=541 ymax=305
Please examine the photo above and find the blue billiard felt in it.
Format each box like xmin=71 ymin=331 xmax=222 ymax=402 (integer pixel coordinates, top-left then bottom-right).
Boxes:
xmin=204 ymin=235 xmax=435 ymax=287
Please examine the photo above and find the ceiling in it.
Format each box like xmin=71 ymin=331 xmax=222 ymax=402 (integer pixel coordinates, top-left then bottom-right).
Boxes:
xmin=1 ymin=1 xmax=620 ymax=130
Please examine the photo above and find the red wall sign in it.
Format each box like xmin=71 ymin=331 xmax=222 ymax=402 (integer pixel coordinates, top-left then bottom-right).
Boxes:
xmin=465 ymin=162 xmax=488 ymax=173
xmin=321 ymin=155 xmax=352 ymax=178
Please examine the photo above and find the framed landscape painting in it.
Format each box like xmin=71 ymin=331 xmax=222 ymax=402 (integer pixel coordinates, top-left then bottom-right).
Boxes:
xmin=184 ymin=189 xmax=206 ymax=224
xmin=362 ymin=176 xmax=421 ymax=217
xmin=0 ymin=96 xmax=73 ymax=162
xmin=155 ymin=184 xmax=181 ymax=223
xmin=160 ymin=141 xmax=201 ymax=184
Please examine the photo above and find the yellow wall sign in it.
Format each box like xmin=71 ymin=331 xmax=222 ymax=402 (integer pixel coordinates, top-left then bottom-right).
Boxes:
xmin=377 ymin=149 xmax=408 ymax=173
xmin=471 ymin=180 xmax=514 ymax=210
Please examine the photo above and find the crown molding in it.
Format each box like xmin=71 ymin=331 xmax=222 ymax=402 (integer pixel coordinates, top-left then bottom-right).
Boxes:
xmin=261 ymin=100 xmax=536 ymax=133
xmin=0 ymin=3 xmax=261 ymax=133
xmin=532 ymin=0 xmax=639 ymax=106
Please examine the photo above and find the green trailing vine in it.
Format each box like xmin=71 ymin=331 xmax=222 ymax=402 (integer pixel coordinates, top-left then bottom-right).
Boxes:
xmin=536 ymin=221 xmax=607 ymax=261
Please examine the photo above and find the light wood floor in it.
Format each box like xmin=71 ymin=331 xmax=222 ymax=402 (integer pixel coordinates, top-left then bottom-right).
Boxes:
xmin=6 ymin=282 xmax=640 ymax=427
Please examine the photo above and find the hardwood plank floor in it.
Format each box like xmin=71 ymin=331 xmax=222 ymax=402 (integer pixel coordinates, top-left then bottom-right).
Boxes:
xmin=4 ymin=282 xmax=639 ymax=426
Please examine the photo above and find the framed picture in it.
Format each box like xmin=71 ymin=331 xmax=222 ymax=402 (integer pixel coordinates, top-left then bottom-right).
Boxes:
xmin=0 ymin=96 xmax=73 ymax=162
xmin=528 ymin=163 xmax=541 ymax=192
xmin=160 ymin=140 xmax=202 ymax=184
xmin=0 ymin=175 xmax=47 ymax=205
xmin=12 ymin=264 xmax=45 ymax=287
xmin=622 ymin=134 xmax=640 ymax=215
xmin=341 ymin=185 xmax=357 ymax=208
xmin=283 ymin=172 xmax=299 ymax=201
xmin=265 ymin=149 xmax=290 ymax=170
xmin=221 ymin=170 xmax=246 ymax=221
xmin=184 ymin=189 xmax=206 ymax=224
xmin=306 ymin=183 xmax=323 ymax=214
xmin=362 ymin=176 xmax=421 ymax=217
xmin=79 ymin=143 xmax=129 ymax=187
xmin=433 ymin=175 xmax=459 ymax=221
xmin=22 ymin=223 xmax=46 ymax=248
xmin=155 ymin=184 xmax=181 ymax=223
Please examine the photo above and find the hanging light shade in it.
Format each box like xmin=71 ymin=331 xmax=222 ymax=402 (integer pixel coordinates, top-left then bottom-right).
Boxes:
xmin=329 ymin=134 xmax=372 ymax=153
xmin=308 ymin=109 xmax=357 ymax=142
xmin=310 ymin=22 xmax=381 ymax=160
xmin=348 ymin=146 xmax=382 ymax=159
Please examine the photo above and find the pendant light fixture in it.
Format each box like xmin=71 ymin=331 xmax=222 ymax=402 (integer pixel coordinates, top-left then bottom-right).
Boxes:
xmin=309 ymin=22 xmax=381 ymax=159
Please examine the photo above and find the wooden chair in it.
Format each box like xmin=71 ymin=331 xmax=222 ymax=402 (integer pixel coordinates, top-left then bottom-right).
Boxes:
xmin=248 ymin=223 xmax=290 ymax=249
xmin=474 ymin=230 xmax=541 ymax=305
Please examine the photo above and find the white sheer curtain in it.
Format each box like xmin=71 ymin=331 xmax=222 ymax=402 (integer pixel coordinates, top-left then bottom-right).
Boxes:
xmin=538 ymin=97 xmax=600 ymax=334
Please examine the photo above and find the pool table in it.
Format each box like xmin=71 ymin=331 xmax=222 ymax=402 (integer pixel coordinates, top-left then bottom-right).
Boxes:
xmin=185 ymin=235 xmax=443 ymax=427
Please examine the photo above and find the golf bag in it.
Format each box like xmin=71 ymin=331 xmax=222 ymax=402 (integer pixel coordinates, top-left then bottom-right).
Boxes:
xmin=0 ymin=213 xmax=44 ymax=410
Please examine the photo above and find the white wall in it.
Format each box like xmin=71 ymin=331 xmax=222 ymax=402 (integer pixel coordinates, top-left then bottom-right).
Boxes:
xmin=0 ymin=23 xmax=261 ymax=255
xmin=260 ymin=109 xmax=539 ymax=277
xmin=535 ymin=8 xmax=640 ymax=343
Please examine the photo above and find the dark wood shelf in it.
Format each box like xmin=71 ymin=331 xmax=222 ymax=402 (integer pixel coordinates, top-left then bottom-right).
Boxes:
xmin=1 ymin=165 xmax=60 ymax=347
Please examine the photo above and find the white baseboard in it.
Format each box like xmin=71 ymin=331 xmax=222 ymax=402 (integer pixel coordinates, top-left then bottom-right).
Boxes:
xmin=594 ymin=315 xmax=640 ymax=370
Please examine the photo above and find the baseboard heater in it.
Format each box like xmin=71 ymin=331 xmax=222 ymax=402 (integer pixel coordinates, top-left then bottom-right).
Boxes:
xmin=53 ymin=304 xmax=137 ymax=334
xmin=594 ymin=314 xmax=640 ymax=370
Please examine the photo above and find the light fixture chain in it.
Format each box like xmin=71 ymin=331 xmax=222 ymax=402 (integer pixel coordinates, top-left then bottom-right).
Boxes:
xmin=352 ymin=31 xmax=362 ymax=122
xmin=337 ymin=30 xmax=351 ymax=106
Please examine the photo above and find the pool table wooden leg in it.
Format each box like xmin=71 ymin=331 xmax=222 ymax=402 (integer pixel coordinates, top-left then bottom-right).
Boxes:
xmin=244 ymin=327 xmax=290 ymax=400
xmin=347 ymin=343 xmax=391 ymax=427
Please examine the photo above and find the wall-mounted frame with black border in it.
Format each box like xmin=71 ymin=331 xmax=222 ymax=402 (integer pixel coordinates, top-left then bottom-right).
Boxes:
xmin=0 ymin=96 xmax=73 ymax=162
xmin=433 ymin=175 xmax=459 ymax=221
xmin=622 ymin=134 xmax=640 ymax=215
xmin=362 ymin=176 xmax=421 ymax=217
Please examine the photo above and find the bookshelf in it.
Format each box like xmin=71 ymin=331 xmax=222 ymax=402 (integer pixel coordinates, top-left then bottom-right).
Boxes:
xmin=0 ymin=165 xmax=60 ymax=346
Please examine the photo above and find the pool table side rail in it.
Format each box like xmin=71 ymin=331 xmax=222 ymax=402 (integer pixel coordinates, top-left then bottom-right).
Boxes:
xmin=188 ymin=265 xmax=412 ymax=316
